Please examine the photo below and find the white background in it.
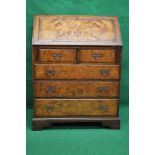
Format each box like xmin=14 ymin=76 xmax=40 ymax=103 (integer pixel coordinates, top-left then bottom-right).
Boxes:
xmin=130 ymin=0 xmax=155 ymax=154
xmin=0 ymin=0 xmax=155 ymax=154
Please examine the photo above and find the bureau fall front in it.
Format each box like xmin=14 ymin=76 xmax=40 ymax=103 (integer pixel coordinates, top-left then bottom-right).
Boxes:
xmin=32 ymin=15 xmax=122 ymax=130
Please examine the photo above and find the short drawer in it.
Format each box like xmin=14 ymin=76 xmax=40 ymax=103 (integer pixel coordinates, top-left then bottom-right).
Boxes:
xmin=38 ymin=49 xmax=76 ymax=63
xmin=79 ymin=49 xmax=116 ymax=63
xmin=34 ymin=64 xmax=120 ymax=80
xmin=34 ymin=81 xmax=119 ymax=98
xmin=34 ymin=99 xmax=118 ymax=117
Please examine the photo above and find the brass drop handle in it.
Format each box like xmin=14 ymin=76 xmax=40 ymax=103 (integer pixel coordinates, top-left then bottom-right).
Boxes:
xmin=97 ymin=86 xmax=109 ymax=92
xmin=45 ymin=70 xmax=55 ymax=76
xmin=100 ymin=69 xmax=110 ymax=76
xmin=52 ymin=53 xmax=62 ymax=59
xmin=98 ymin=105 xmax=109 ymax=112
xmin=92 ymin=53 xmax=102 ymax=59
xmin=44 ymin=105 xmax=55 ymax=112
xmin=46 ymin=87 xmax=56 ymax=94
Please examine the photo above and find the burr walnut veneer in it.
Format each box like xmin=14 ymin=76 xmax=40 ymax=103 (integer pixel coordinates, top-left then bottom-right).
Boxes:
xmin=32 ymin=15 xmax=122 ymax=130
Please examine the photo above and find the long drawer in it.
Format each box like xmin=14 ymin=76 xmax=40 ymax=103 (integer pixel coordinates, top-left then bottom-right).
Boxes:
xmin=34 ymin=99 xmax=118 ymax=117
xmin=34 ymin=64 xmax=120 ymax=80
xmin=34 ymin=81 xmax=119 ymax=98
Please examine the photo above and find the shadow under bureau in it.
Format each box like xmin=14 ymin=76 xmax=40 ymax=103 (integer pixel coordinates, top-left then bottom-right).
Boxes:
xmin=32 ymin=15 xmax=122 ymax=130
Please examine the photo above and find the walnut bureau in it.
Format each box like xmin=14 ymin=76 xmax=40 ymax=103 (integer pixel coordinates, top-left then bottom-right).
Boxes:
xmin=32 ymin=15 xmax=122 ymax=130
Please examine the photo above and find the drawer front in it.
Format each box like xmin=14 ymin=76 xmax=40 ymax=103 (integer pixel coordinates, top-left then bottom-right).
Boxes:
xmin=34 ymin=81 xmax=119 ymax=98
xmin=35 ymin=99 xmax=118 ymax=117
xmin=34 ymin=64 xmax=120 ymax=80
xmin=38 ymin=49 xmax=76 ymax=63
xmin=80 ymin=49 xmax=116 ymax=63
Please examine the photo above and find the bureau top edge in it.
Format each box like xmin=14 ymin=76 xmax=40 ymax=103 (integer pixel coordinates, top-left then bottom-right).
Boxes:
xmin=32 ymin=15 xmax=122 ymax=46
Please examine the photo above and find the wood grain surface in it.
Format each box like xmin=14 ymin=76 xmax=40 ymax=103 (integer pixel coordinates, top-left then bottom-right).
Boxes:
xmin=34 ymin=81 xmax=119 ymax=98
xmin=34 ymin=64 xmax=120 ymax=80
xmin=32 ymin=15 xmax=122 ymax=130
xmin=34 ymin=99 xmax=118 ymax=117
xmin=80 ymin=49 xmax=116 ymax=63
xmin=38 ymin=49 xmax=76 ymax=63
xmin=32 ymin=15 xmax=122 ymax=46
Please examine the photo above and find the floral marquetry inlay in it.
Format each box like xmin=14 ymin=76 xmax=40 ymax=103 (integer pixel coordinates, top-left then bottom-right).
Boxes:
xmin=39 ymin=18 xmax=115 ymax=42
xmin=32 ymin=15 xmax=122 ymax=45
